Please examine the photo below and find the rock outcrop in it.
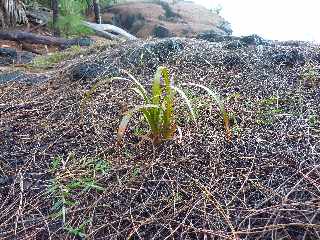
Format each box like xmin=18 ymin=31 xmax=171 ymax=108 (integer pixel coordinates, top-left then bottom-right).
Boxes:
xmin=101 ymin=0 xmax=232 ymax=38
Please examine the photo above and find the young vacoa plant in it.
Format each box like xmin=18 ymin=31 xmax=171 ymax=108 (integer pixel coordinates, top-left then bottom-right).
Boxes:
xmin=116 ymin=66 xmax=195 ymax=144
xmin=183 ymin=83 xmax=231 ymax=141
xmin=114 ymin=66 xmax=231 ymax=143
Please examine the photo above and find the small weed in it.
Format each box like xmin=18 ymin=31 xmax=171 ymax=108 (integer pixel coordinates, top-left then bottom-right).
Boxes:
xmin=93 ymin=159 xmax=111 ymax=175
xmin=47 ymin=154 xmax=108 ymax=227
xmin=228 ymin=111 xmax=237 ymax=124
xmin=66 ymin=179 xmax=83 ymax=190
xmin=256 ymin=118 xmax=274 ymax=126
xmin=177 ymin=95 xmax=209 ymax=124
xmin=244 ymin=99 xmax=255 ymax=109
xmin=173 ymin=192 xmax=182 ymax=203
xmin=47 ymin=178 xmax=76 ymax=223
xmin=168 ymin=192 xmax=183 ymax=204
xmin=132 ymin=167 xmax=140 ymax=177
xmin=228 ymin=111 xmax=242 ymax=136
xmin=301 ymin=62 xmax=319 ymax=86
xmin=184 ymin=83 xmax=231 ymax=140
xmin=30 ymin=45 xmax=83 ymax=69
xmin=133 ymin=125 xmax=147 ymax=136
xmin=80 ymin=177 xmax=105 ymax=192
xmin=64 ymin=218 xmax=91 ymax=239
xmin=50 ymin=156 xmax=62 ymax=171
xmin=177 ymin=89 xmax=208 ymax=122
xmin=308 ymin=115 xmax=319 ymax=127
xmin=259 ymin=96 xmax=278 ymax=106
xmin=232 ymin=125 xmax=242 ymax=136
xmin=256 ymin=95 xmax=285 ymax=126
xmin=123 ymin=149 xmax=134 ymax=159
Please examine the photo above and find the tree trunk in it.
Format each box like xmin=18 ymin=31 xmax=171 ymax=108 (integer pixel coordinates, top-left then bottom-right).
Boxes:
xmin=51 ymin=0 xmax=60 ymax=36
xmin=0 ymin=30 xmax=92 ymax=48
xmin=0 ymin=0 xmax=28 ymax=28
xmin=92 ymin=0 xmax=101 ymax=24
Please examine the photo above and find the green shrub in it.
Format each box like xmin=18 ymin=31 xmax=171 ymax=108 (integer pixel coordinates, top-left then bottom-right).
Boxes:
xmin=56 ymin=0 xmax=93 ymax=37
xmin=56 ymin=14 xmax=93 ymax=37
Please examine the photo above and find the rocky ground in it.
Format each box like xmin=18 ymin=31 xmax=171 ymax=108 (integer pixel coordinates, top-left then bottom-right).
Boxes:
xmin=101 ymin=0 xmax=231 ymax=38
xmin=0 ymin=35 xmax=320 ymax=239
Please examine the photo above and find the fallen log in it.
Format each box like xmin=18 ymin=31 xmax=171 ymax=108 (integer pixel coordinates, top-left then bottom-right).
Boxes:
xmin=0 ymin=30 xmax=92 ymax=48
xmin=82 ymin=21 xmax=137 ymax=40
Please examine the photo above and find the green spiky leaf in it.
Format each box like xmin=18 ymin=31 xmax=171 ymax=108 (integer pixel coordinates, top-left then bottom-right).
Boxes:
xmin=117 ymin=104 xmax=161 ymax=142
xmin=160 ymin=67 xmax=175 ymax=138
xmin=172 ymin=86 xmax=196 ymax=122
xmin=183 ymin=83 xmax=231 ymax=140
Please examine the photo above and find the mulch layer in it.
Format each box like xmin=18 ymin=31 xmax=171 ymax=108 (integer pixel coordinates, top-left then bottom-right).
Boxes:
xmin=0 ymin=36 xmax=320 ymax=239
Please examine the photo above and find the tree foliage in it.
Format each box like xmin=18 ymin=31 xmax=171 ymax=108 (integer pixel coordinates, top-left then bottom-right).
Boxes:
xmin=55 ymin=0 xmax=92 ymax=37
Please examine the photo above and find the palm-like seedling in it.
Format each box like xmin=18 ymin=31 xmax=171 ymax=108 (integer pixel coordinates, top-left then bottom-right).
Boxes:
xmin=117 ymin=66 xmax=195 ymax=144
xmin=82 ymin=66 xmax=231 ymax=144
xmin=116 ymin=66 xmax=231 ymax=143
